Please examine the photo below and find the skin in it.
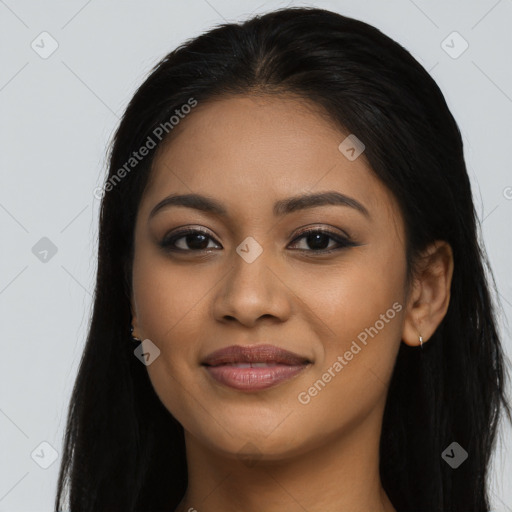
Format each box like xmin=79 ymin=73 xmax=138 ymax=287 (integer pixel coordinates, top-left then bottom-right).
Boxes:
xmin=130 ymin=94 xmax=454 ymax=512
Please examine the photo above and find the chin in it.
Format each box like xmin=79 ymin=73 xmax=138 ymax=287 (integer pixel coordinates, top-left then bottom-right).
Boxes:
xmin=189 ymin=417 xmax=311 ymax=463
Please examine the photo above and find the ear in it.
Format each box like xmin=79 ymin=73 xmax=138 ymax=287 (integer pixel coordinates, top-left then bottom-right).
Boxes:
xmin=402 ymin=240 xmax=454 ymax=347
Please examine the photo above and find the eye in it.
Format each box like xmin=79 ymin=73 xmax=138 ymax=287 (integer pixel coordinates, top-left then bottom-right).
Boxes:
xmin=160 ymin=228 xmax=221 ymax=252
xmin=288 ymin=227 xmax=358 ymax=253
xmin=159 ymin=226 xmax=358 ymax=254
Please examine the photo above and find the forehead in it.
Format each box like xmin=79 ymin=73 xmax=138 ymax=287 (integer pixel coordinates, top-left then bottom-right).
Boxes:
xmin=140 ymin=94 xmax=400 ymax=226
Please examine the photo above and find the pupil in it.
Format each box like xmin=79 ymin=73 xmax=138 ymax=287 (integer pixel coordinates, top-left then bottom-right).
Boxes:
xmin=307 ymin=233 xmax=329 ymax=250
xmin=188 ymin=234 xmax=208 ymax=250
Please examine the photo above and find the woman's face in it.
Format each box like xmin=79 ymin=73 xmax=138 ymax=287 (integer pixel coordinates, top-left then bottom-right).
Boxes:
xmin=131 ymin=94 xmax=409 ymax=460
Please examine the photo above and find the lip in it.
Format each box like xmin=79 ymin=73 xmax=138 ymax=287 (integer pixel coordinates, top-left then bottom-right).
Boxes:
xmin=202 ymin=344 xmax=312 ymax=392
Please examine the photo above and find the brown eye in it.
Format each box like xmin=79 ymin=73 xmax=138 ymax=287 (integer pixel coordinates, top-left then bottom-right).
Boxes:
xmin=160 ymin=229 xmax=221 ymax=252
xmin=288 ymin=228 xmax=357 ymax=253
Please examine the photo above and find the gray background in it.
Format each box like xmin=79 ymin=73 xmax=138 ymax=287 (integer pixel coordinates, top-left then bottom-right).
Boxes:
xmin=1 ymin=0 xmax=511 ymax=510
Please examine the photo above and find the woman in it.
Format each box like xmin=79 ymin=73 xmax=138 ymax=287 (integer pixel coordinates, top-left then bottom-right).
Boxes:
xmin=55 ymin=6 xmax=512 ymax=512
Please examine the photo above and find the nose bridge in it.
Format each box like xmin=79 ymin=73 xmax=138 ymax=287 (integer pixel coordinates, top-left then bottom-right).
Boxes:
xmin=229 ymin=234 xmax=274 ymax=301
xmin=213 ymin=233 xmax=290 ymax=324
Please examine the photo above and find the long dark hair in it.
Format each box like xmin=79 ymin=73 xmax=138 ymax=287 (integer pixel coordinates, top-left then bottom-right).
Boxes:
xmin=55 ymin=7 xmax=512 ymax=512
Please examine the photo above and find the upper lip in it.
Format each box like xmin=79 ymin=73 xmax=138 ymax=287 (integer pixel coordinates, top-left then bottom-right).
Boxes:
xmin=202 ymin=344 xmax=311 ymax=366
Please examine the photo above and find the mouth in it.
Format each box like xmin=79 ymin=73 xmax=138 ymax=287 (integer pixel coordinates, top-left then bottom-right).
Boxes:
xmin=201 ymin=344 xmax=312 ymax=391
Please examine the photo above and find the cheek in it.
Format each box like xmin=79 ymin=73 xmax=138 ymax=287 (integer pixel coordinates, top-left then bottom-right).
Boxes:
xmin=299 ymin=241 xmax=405 ymax=403
xmin=131 ymin=249 xmax=211 ymax=413
xmin=132 ymin=245 xmax=207 ymax=343
xmin=131 ymin=249 xmax=207 ymax=424
xmin=294 ymin=274 xmax=403 ymax=442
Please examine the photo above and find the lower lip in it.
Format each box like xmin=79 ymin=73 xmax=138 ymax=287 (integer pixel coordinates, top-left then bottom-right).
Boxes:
xmin=203 ymin=364 xmax=309 ymax=391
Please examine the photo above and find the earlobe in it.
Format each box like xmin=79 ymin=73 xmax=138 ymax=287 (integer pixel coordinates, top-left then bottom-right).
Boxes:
xmin=401 ymin=240 xmax=454 ymax=348
xmin=130 ymin=308 xmax=142 ymax=342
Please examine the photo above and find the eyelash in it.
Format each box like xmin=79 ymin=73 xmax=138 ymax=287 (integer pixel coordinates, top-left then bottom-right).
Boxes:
xmin=159 ymin=227 xmax=358 ymax=255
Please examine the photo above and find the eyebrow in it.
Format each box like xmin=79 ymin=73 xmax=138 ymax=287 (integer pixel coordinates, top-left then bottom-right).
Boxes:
xmin=148 ymin=191 xmax=370 ymax=220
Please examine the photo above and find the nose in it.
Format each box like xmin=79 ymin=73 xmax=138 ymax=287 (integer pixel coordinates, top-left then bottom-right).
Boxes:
xmin=212 ymin=247 xmax=292 ymax=328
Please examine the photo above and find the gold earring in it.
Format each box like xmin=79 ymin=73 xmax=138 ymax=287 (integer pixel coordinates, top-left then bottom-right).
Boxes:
xmin=130 ymin=325 xmax=141 ymax=343
xmin=419 ymin=334 xmax=423 ymax=349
